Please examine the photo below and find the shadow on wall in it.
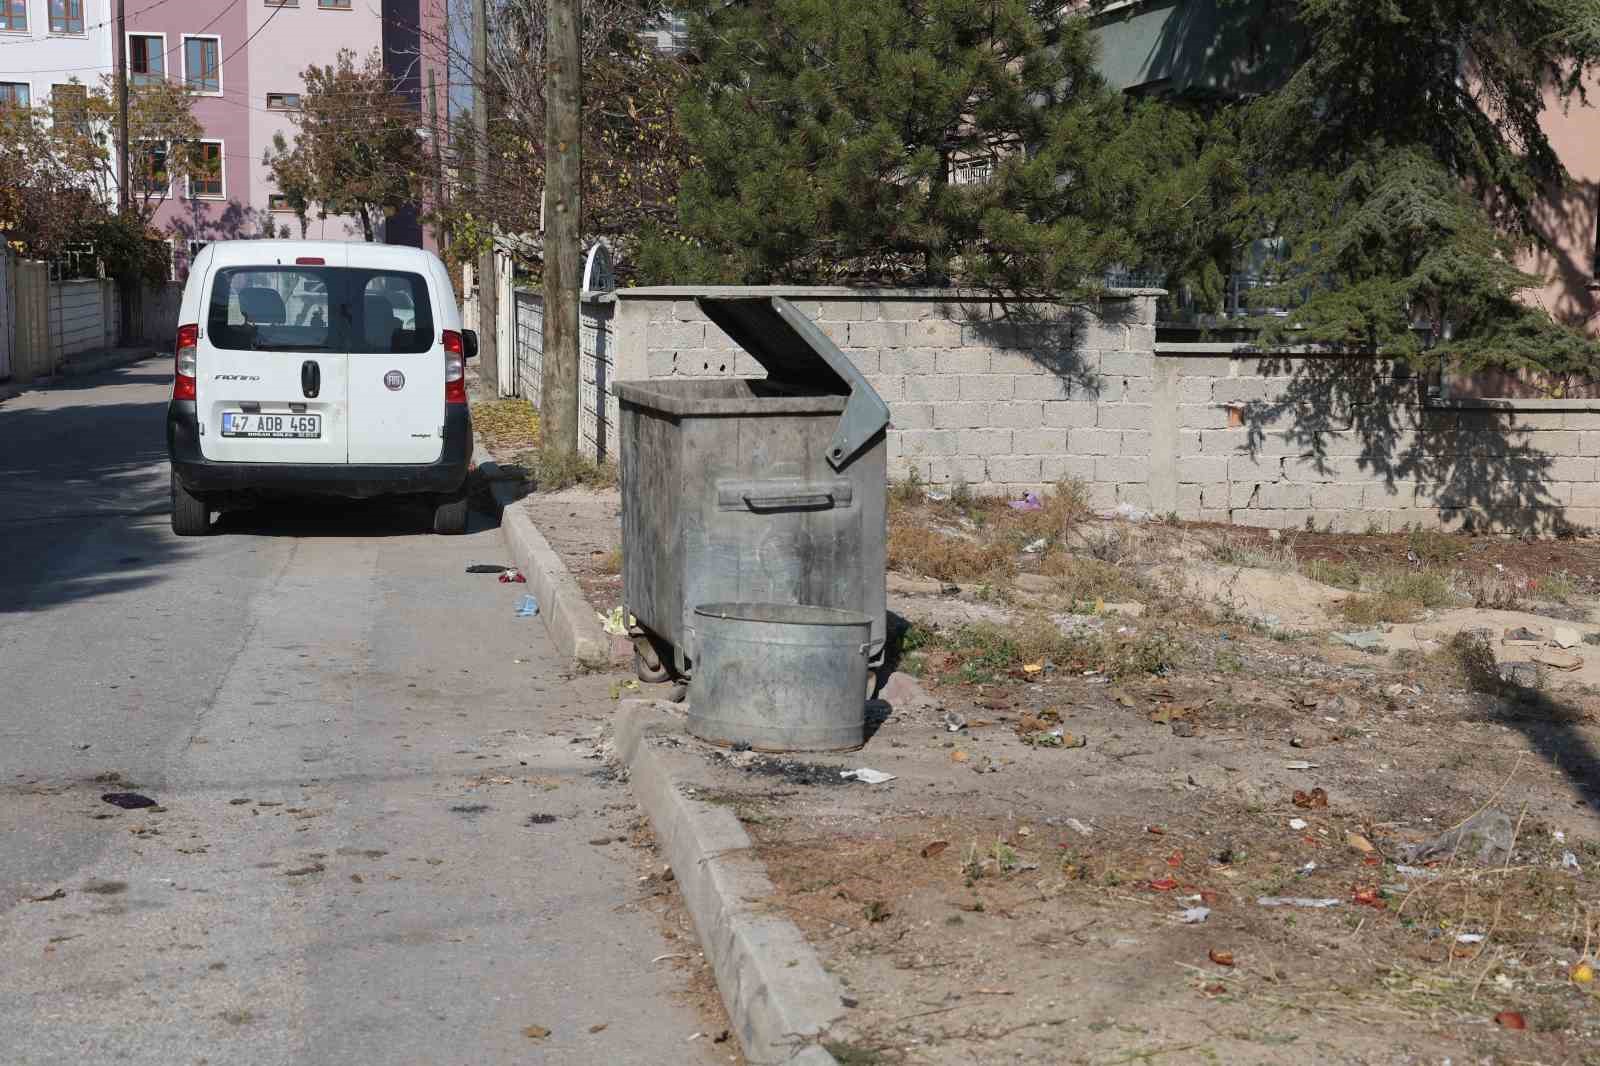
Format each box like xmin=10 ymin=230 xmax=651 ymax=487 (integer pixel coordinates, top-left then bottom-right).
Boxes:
xmin=1528 ymin=175 xmax=1600 ymax=335
xmin=1237 ymin=356 xmax=1569 ymax=534
xmin=926 ymin=296 xmax=1136 ymax=400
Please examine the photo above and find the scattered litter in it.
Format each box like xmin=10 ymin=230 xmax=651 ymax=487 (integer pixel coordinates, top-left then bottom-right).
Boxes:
xmin=1333 ymin=630 xmax=1387 ymax=652
xmin=925 ymin=491 xmax=949 ymax=502
xmin=1065 ymin=818 xmax=1095 ymax=837
xmin=1498 ymin=661 xmax=1540 ymax=686
xmin=1493 ymin=1011 xmax=1526 ymax=1031
xmin=1208 ymin=948 xmax=1235 ymax=967
xmin=651 ymin=953 xmax=690 ymax=964
xmin=1404 ymin=808 xmax=1515 ymax=867
xmin=1563 ymin=851 xmax=1582 ymax=871
xmin=840 ymin=768 xmax=896 ymax=785
xmin=1572 ymin=960 xmax=1595 ymax=984
xmin=228 ymin=798 xmax=250 ymax=806
xmin=1008 ymin=492 xmax=1044 ymax=511
xmin=1180 ymin=907 xmax=1210 ymax=924
xmin=1554 ymin=830 xmax=1566 ymax=843
xmin=466 ymin=563 xmax=509 ymax=574
xmin=599 ymin=606 xmax=630 ymax=636
xmin=1170 ymin=720 xmax=1197 ymax=737
xmin=943 ymin=710 xmax=967 ymax=733
xmin=1257 ymin=897 xmax=1341 ymax=908
xmin=1532 ymin=647 xmax=1583 ymax=671
xmin=101 ymin=792 xmax=157 ymax=810
xmin=950 ymin=750 xmax=969 ymax=763
xmin=590 ymin=1023 xmax=609 ymax=1034
xmin=1502 ymin=626 xmax=1543 ymax=647
xmin=522 ymin=1025 xmax=552 ymax=1039
xmin=1293 ymin=788 xmax=1329 ymax=809
xmin=1285 ymin=761 xmax=1318 ymax=771
xmin=1025 ymin=728 xmax=1086 ymax=748
xmin=1346 ymin=832 xmax=1375 ymax=854
xmin=283 ymin=863 xmax=325 ymax=877
xmin=1297 ymin=861 xmax=1317 ymax=876
xmin=26 ymin=888 xmax=66 ymax=903
xmin=1456 ymin=933 xmax=1485 ymax=944
xmin=920 ymin=840 xmax=949 ymax=859
xmin=498 ymin=568 xmax=527 ymax=584
xmin=1553 ymin=627 xmax=1583 ymax=649
xmin=1288 ymin=818 xmax=1309 ymax=831
xmin=1022 ymin=537 xmax=1047 ymax=554
xmin=588 ymin=837 xmax=613 ymax=846
xmin=1022 ymin=661 xmax=1044 ymax=676
xmin=1098 ymin=503 xmax=1153 ymax=523
xmin=515 ymin=595 xmax=540 ymax=618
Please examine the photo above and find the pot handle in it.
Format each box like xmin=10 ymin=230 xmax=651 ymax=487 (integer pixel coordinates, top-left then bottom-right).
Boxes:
xmin=859 ymin=637 xmax=886 ymax=657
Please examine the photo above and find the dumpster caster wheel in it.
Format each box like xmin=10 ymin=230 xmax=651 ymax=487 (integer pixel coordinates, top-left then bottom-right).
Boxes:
xmin=634 ymin=647 xmax=671 ymax=684
xmin=666 ymin=682 xmax=688 ymax=704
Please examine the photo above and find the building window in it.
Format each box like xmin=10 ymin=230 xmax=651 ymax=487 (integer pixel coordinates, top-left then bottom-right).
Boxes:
xmin=0 ymin=0 xmax=27 ymax=33
xmin=51 ymin=83 xmax=86 ymax=129
xmin=0 ymin=82 xmax=28 ymax=108
xmin=265 ymin=92 xmax=300 ymax=110
xmin=948 ymin=156 xmax=995 ymax=186
xmin=318 ymin=0 xmax=352 ymax=9
xmin=136 ymin=141 xmax=169 ymax=195
xmin=268 ymin=193 xmax=294 ymax=212
xmin=190 ymin=140 xmax=222 ymax=199
xmin=183 ymin=36 xmax=220 ymax=94
xmin=265 ymin=0 xmax=298 ymax=5
xmin=129 ymin=34 xmax=165 ymax=86
xmin=48 ymin=0 xmax=82 ymax=34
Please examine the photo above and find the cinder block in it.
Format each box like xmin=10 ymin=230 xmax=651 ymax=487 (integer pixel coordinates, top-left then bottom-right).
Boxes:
xmin=1180 ymin=404 xmax=1229 ymax=429
xmin=900 ymin=429 xmax=960 ymax=457
xmin=1509 ymin=412 xmax=1567 ymax=431
xmin=1119 ymin=431 xmax=1151 ymax=457
xmin=1041 ymin=455 xmax=1097 ymax=482
xmin=734 ymin=352 xmax=766 ymax=377
xmin=904 ymin=320 xmax=964 ymax=348
xmin=1177 ymin=429 xmax=1203 ymax=455
xmin=877 ymin=299 xmax=947 ymax=321
xmin=932 ymin=403 xmax=991 ymax=429
xmin=1122 ymin=377 xmax=1155 ymax=404
xmin=1099 ymin=404 xmax=1153 ymax=431
xmin=817 ymin=299 xmax=871 ymax=322
xmin=987 ymin=455 xmax=1044 ymax=484
xmin=818 ymin=320 xmax=850 ymax=346
xmin=1175 ymin=455 xmax=1229 ymax=483
xmin=885 ymin=429 xmax=902 ymax=460
xmin=1086 ymin=374 xmax=1123 ymax=403
xmin=959 ymin=428 xmax=1013 ymax=455
xmin=1118 ymin=483 xmax=1154 ymax=509
xmin=1010 ymin=429 xmax=1070 ymax=454
xmin=1083 ymin=323 xmax=1129 ymax=351
xmin=1257 ymin=483 xmax=1312 ymax=509
xmin=1096 ymin=456 xmax=1149 ymax=483
xmin=671 ymin=300 xmax=703 ymax=322
xmin=989 ymin=402 xmax=1045 ymax=429
xmin=1176 ymin=484 xmax=1204 ymax=513
xmin=848 ymin=321 xmax=907 ymax=348
xmin=868 ymin=375 xmax=906 ymax=402
xmin=842 ymin=348 xmax=880 ymax=375
xmin=1228 ymin=453 xmax=1279 ymax=481
xmin=646 ymin=349 xmax=677 ymax=377
xmin=1068 ymin=427 xmax=1122 ymax=456
xmin=1100 ymin=350 xmax=1153 ymax=377
xmin=1573 ymin=431 xmax=1600 ymax=457
xmin=1547 ymin=456 xmax=1598 ymax=482
xmin=1012 ymin=375 xmax=1072 ymax=401
xmin=1211 ymin=377 xmax=1268 ymax=405
xmin=880 ymin=348 xmax=938 ymax=374
xmin=1229 ymin=481 xmax=1262 ymax=508
xmin=927 ymin=456 xmax=988 ymax=484
xmin=1044 ymin=401 xmax=1102 ymax=429
xmin=890 ymin=402 xmax=935 ymax=430
xmin=935 ymin=348 xmax=992 ymax=374
xmin=1198 ymin=508 xmax=1232 ymax=524
xmin=960 ymin=374 xmax=1017 ymax=402
xmin=1169 ymin=355 xmax=1234 ymax=377
xmin=705 ymin=323 xmax=738 ymax=351
xmin=1569 ymin=482 xmax=1600 ymax=508
xmin=663 ymin=322 xmax=705 ymax=349
xmin=1362 ymin=483 xmax=1411 ymax=510
xmin=1085 ymin=482 xmax=1118 ymax=509
xmin=991 ymin=349 xmax=1053 ymax=374
xmin=905 ymin=375 xmax=959 ymax=402
xmin=1127 ymin=325 xmax=1155 ymax=352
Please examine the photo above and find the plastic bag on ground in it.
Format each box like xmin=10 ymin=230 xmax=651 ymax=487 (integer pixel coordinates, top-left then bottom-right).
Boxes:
xmin=1403 ymin=808 xmax=1515 ymax=867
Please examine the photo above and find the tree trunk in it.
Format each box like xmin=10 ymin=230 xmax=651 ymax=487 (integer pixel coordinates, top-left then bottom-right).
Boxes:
xmin=359 ymin=207 xmax=374 ymax=242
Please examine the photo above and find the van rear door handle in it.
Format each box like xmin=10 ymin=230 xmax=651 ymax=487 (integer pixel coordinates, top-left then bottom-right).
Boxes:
xmin=301 ymin=360 xmax=320 ymax=399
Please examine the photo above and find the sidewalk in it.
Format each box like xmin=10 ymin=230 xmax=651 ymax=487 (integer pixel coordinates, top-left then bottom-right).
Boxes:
xmin=1 ymin=344 xmax=162 ymax=401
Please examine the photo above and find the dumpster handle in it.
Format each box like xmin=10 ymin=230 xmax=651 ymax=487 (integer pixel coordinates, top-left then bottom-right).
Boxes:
xmin=744 ymin=490 xmax=833 ymax=510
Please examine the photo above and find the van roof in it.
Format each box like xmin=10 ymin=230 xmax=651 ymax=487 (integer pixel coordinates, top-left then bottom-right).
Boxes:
xmin=200 ymin=240 xmax=438 ymax=268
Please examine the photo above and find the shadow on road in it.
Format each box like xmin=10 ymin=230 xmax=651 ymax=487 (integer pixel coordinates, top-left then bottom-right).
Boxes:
xmin=216 ymin=497 xmax=500 ymax=539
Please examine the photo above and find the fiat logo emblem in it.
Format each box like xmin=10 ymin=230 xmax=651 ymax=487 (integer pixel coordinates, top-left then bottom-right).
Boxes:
xmin=384 ymin=370 xmax=405 ymax=391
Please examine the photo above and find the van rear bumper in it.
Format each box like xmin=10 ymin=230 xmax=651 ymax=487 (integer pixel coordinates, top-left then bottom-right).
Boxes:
xmin=166 ymin=401 xmax=473 ymax=499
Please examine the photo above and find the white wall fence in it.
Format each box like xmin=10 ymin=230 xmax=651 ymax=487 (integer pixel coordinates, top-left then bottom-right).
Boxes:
xmin=511 ymin=291 xmax=617 ymax=462
xmin=1 ymin=250 xmax=180 ymax=384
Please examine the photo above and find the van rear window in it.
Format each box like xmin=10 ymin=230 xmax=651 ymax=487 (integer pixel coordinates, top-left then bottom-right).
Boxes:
xmin=207 ymin=267 xmax=434 ymax=354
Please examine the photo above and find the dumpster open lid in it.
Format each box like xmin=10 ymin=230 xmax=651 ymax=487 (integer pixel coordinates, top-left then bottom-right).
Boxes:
xmin=696 ymin=296 xmax=891 ymax=471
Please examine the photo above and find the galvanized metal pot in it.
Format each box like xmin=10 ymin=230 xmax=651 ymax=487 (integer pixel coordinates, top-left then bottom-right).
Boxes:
xmin=687 ymin=602 xmax=881 ymax=752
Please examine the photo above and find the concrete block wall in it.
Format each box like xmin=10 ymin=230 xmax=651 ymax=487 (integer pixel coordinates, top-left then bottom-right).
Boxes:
xmin=1161 ymin=347 xmax=1600 ymax=533
xmin=609 ymin=286 xmax=1160 ymax=507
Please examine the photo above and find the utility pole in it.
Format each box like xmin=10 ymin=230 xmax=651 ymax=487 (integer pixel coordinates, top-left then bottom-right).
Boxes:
xmin=542 ymin=0 xmax=580 ymax=455
xmin=428 ymin=69 xmax=446 ymax=254
xmin=115 ymin=0 xmax=128 ymax=216
xmin=472 ymin=0 xmax=498 ymax=391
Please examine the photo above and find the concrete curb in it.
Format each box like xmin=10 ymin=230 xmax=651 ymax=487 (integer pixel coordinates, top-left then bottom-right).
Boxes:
xmin=474 ymin=442 xmax=611 ymax=669
xmin=615 ymin=701 xmax=843 ymax=1066
xmin=58 ymin=347 xmax=161 ymax=378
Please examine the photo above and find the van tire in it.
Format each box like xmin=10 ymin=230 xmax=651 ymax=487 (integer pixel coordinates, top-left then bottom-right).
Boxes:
xmin=171 ymin=470 xmax=211 ymax=536
xmin=432 ymin=492 xmax=469 ymax=535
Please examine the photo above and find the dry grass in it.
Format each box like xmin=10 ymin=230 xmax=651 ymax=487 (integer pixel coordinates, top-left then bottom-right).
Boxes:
xmin=471 ymin=398 xmax=540 ymax=452
xmin=887 ymin=524 xmax=1017 ymax=582
xmin=509 ymin=447 xmax=619 ymax=492
xmin=887 ymin=479 xmax=1094 ymax=583
xmin=1339 ymin=593 xmax=1424 ymax=626
xmin=1038 ymin=553 xmax=1143 ymax=604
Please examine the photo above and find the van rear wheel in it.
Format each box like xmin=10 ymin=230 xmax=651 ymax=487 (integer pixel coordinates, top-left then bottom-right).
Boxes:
xmin=432 ymin=492 xmax=469 ymax=535
xmin=170 ymin=470 xmax=211 ymax=536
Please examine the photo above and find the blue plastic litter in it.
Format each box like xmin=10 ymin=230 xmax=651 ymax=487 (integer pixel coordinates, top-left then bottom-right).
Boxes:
xmin=515 ymin=594 xmax=540 ymax=618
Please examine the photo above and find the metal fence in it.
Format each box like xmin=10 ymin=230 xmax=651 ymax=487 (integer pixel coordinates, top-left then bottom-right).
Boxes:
xmin=511 ymin=290 xmax=616 ymax=463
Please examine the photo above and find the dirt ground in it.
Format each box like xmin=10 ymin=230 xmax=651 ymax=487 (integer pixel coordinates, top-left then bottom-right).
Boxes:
xmin=472 ymin=401 xmax=1600 ymax=1063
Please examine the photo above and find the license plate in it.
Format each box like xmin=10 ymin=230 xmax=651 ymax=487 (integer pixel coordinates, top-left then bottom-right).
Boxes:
xmin=221 ymin=412 xmax=321 ymax=438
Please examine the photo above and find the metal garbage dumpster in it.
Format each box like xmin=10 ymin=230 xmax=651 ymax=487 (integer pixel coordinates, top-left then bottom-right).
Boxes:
xmin=614 ymin=295 xmax=890 ymax=681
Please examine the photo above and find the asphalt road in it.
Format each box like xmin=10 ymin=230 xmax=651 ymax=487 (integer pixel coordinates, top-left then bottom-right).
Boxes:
xmin=0 ymin=359 xmax=722 ymax=1065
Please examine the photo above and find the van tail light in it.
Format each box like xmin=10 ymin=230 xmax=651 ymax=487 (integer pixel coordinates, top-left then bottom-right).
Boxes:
xmin=442 ymin=330 xmax=467 ymax=405
xmin=174 ymin=323 xmax=198 ymax=401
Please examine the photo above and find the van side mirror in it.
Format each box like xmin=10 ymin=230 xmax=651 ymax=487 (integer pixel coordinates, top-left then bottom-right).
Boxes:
xmin=461 ymin=329 xmax=479 ymax=361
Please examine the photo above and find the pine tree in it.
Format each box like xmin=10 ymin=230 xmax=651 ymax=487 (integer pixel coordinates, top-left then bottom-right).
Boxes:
xmin=644 ymin=0 xmax=1140 ymax=290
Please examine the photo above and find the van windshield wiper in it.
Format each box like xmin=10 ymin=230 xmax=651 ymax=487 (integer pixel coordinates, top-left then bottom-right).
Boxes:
xmin=252 ymin=343 xmax=334 ymax=351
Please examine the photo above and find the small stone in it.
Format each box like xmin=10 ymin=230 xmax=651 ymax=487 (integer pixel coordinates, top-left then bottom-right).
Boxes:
xmin=588 ymin=837 xmax=613 ymax=846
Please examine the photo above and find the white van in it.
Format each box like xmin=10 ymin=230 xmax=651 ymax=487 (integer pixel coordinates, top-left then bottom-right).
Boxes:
xmin=165 ymin=241 xmax=478 ymax=535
